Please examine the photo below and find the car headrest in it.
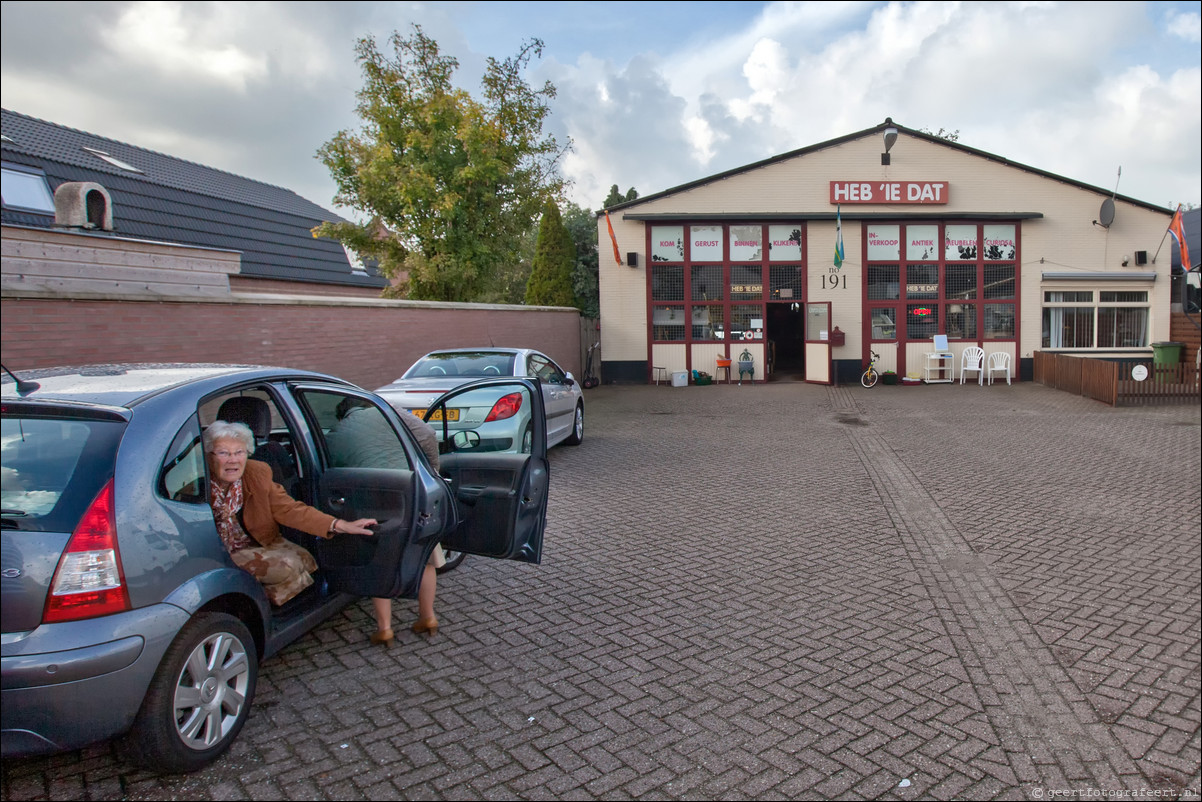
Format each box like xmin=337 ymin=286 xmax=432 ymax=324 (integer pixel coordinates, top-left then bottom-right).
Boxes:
xmin=217 ymin=396 xmax=271 ymax=440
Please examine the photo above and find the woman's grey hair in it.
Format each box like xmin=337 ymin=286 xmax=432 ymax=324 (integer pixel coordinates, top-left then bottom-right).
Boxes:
xmin=203 ymin=421 xmax=256 ymax=455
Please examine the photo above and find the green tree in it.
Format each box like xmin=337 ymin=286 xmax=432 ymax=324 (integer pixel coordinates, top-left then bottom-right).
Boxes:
xmin=314 ymin=25 xmax=567 ymax=301
xmin=563 ymin=201 xmax=600 ymax=318
xmin=603 ymin=184 xmax=639 ymax=208
xmin=525 ymin=201 xmax=576 ymax=307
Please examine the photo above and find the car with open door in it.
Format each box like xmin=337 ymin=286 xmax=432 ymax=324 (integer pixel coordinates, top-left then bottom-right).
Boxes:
xmin=1 ymin=364 xmax=548 ymax=773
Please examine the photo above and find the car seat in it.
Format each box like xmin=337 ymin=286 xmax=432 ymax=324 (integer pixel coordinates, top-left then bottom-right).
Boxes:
xmin=216 ymin=396 xmax=297 ymax=490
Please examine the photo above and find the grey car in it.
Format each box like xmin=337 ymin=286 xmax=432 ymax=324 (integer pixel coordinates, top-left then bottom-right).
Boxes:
xmin=374 ymin=348 xmax=585 ymax=453
xmin=1 ymin=364 xmax=549 ymax=772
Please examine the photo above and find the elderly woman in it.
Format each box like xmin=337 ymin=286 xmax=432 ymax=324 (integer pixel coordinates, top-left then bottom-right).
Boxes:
xmin=205 ymin=420 xmax=376 ymax=606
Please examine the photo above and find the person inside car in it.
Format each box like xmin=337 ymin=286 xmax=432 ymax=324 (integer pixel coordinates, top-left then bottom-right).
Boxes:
xmin=205 ymin=420 xmax=376 ymax=606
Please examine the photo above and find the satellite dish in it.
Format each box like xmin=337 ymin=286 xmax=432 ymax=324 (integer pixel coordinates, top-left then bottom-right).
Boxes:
xmin=1098 ymin=198 xmax=1115 ymax=228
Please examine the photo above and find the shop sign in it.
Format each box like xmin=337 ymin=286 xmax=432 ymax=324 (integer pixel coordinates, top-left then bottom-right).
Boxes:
xmin=768 ymin=225 xmax=803 ymax=261
xmin=691 ymin=225 xmax=723 ymax=261
xmin=911 ymin=307 xmax=934 ymax=317
xmin=907 ymin=284 xmax=939 ymax=294
xmin=730 ymin=225 xmax=762 ymax=261
xmin=866 ymin=224 xmax=900 ymax=260
xmin=651 ymin=225 xmax=684 ymax=262
xmin=830 ymin=181 xmax=949 ymax=204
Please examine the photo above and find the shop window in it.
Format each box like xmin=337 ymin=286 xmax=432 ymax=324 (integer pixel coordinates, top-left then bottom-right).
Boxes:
xmin=690 ymin=225 xmax=723 ymax=261
xmin=945 ymin=264 xmax=977 ymax=300
xmin=871 ymin=308 xmax=897 ymax=340
xmin=730 ymin=265 xmax=764 ymax=300
xmin=984 ymin=304 xmax=1015 ymax=339
xmin=692 ymin=304 xmax=725 ymax=340
xmin=652 ymin=305 xmax=686 ymax=341
xmin=652 ymin=265 xmax=684 ymax=301
xmin=651 ymin=226 xmax=684 ymax=262
xmin=730 ymin=225 xmax=762 ymax=261
xmin=984 ymin=265 xmax=1016 ymax=299
xmin=730 ymin=304 xmax=763 ymax=341
xmin=907 ymin=304 xmax=938 ymax=340
xmin=691 ymin=265 xmax=723 ymax=301
xmin=904 ymin=264 xmax=939 ymax=299
xmin=769 ymin=265 xmax=803 ymax=300
xmin=945 ymin=304 xmax=977 ymax=340
xmin=1041 ymin=290 xmax=1148 ymax=349
xmin=868 ymin=265 xmax=900 ymax=300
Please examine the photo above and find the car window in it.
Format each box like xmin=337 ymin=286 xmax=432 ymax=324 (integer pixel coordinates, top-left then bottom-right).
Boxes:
xmin=407 ymin=352 xmax=516 ymax=378
xmin=200 ymin=386 xmax=303 ymax=488
xmin=527 ymin=355 xmax=565 ymax=385
xmin=159 ymin=414 xmax=205 ymax=504
xmin=298 ymin=390 xmax=414 ymax=471
xmin=1 ymin=413 xmax=124 ymax=532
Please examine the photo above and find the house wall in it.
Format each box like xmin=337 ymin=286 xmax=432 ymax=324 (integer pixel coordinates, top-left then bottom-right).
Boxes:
xmin=2 ymin=226 xmax=581 ymax=391
xmin=598 ymin=130 xmax=1172 ymax=381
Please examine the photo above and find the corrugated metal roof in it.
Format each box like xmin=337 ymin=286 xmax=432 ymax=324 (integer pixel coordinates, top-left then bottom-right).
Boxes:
xmin=1 ymin=109 xmax=386 ymax=288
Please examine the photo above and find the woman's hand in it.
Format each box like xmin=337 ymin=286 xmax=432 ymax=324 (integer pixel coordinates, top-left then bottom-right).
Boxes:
xmin=331 ymin=518 xmax=378 ymax=536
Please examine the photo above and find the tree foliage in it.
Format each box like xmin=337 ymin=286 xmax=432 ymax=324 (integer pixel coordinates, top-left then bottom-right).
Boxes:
xmin=314 ymin=26 xmax=567 ymax=301
xmin=563 ymin=201 xmax=600 ymax=319
xmin=525 ymin=201 xmax=576 ymax=307
xmin=603 ymin=184 xmax=640 ymax=208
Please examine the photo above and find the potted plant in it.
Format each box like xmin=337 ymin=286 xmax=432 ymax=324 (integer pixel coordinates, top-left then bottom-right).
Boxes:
xmin=882 ymin=370 xmax=899 ymax=385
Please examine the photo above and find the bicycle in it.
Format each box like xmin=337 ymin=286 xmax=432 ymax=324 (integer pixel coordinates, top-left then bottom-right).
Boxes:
xmin=861 ymin=349 xmax=881 ymax=388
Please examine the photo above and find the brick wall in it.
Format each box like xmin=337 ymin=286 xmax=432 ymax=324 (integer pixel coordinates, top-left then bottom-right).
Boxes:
xmin=1 ymin=297 xmax=581 ymax=391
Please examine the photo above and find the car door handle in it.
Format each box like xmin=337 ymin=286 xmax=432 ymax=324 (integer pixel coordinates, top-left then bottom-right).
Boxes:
xmin=329 ymin=496 xmax=346 ymax=508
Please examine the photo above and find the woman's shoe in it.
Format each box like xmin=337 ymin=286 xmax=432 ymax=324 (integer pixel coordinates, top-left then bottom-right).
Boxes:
xmin=370 ymin=628 xmax=394 ymax=647
xmin=411 ymin=617 xmax=439 ymax=638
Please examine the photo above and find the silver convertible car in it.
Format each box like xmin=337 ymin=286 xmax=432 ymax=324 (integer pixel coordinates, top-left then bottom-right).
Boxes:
xmin=1 ymin=364 xmax=549 ymax=772
xmin=374 ymin=349 xmax=585 ymax=453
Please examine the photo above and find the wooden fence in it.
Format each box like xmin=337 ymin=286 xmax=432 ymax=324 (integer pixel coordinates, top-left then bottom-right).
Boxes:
xmin=1033 ymin=351 xmax=1200 ymax=407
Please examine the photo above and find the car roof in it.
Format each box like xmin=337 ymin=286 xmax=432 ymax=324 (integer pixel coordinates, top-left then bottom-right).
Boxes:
xmin=1 ymin=363 xmax=349 ymax=409
xmin=419 ymin=348 xmax=530 ymax=356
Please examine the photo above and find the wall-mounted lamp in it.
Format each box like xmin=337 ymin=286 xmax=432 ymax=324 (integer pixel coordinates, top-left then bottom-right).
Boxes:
xmin=881 ymin=124 xmax=898 ymax=165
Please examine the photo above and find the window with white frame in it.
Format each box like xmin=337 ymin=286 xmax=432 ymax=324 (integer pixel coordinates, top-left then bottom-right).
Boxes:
xmin=1041 ymin=290 xmax=1150 ymax=349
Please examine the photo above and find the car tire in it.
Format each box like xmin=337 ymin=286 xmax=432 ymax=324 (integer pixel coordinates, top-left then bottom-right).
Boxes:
xmin=437 ymin=548 xmax=467 ymax=574
xmin=564 ymin=402 xmax=584 ymax=446
xmin=124 ymin=612 xmax=258 ymax=774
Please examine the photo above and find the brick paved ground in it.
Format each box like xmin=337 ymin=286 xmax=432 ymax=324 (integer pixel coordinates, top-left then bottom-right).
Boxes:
xmin=3 ymin=381 xmax=1199 ymax=801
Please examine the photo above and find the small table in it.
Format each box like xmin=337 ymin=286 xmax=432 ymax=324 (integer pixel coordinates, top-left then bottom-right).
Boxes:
xmin=924 ymin=353 xmax=954 ymax=383
xmin=652 ymin=366 xmax=668 ymax=385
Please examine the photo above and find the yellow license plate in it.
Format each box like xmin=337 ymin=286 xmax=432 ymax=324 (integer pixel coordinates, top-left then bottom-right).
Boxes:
xmin=412 ymin=408 xmax=459 ymax=422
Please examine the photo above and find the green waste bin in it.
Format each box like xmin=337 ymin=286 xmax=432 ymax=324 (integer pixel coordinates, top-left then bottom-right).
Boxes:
xmin=1151 ymin=341 xmax=1184 ymax=382
xmin=1152 ymin=341 xmax=1184 ymax=364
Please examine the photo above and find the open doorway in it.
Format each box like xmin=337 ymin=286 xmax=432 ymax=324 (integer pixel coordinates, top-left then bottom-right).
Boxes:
xmin=767 ymin=303 xmax=806 ymax=379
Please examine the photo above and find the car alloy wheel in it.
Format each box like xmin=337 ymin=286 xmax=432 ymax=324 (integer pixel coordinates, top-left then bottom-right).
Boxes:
xmin=125 ymin=612 xmax=258 ymax=773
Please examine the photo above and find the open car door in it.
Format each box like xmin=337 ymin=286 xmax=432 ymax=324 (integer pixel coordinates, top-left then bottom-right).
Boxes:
xmin=290 ymin=385 xmax=450 ymax=600
xmin=424 ymin=378 xmax=549 ymax=564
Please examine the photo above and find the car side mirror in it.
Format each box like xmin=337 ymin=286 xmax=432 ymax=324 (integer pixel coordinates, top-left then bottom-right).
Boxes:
xmin=451 ymin=430 xmax=482 ymax=451
xmin=564 ymin=373 xmax=576 ymax=387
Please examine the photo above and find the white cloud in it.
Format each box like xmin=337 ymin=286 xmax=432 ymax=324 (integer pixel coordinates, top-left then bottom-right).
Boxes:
xmin=100 ymin=2 xmax=269 ymax=91
xmin=1167 ymin=9 xmax=1202 ymax=43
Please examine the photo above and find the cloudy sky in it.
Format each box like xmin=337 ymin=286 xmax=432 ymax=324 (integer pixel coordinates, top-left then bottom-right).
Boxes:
xmin=2 ymin=1 xmax=1199 ymax=218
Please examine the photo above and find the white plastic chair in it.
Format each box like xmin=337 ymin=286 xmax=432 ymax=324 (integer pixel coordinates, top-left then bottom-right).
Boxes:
xmin=986 ymin=352 xmax=1011 ymax=385
xmin=960 ymin=346 xmax=985 ymax=385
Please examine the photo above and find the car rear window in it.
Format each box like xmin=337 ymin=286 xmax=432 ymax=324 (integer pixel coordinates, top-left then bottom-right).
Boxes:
xmin=1 ymin=414 xmax=124 ymax=532
xmin=407 ymin=353 xmax=516 ymax=378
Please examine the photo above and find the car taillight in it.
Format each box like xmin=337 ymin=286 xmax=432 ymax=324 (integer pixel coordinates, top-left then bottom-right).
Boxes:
xmin=484 ymin=392 xmax=524 ymax=422
xmin=43 ymin=480 xmax=131 ymax=623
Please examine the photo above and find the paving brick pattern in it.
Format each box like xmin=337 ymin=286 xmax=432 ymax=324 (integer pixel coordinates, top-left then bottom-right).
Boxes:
xmin=3 ymin=381 xmax=1199 ymax=801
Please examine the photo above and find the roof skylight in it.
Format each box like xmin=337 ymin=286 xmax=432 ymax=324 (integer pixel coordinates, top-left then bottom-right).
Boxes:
xmin=82 ymin=147 xmax=143 ymax=173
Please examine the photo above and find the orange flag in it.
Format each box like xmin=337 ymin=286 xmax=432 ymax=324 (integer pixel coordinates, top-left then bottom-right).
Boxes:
xmin=605 ymin=211 xmax=623 ymax=266
xmin=1168 ymin=205 xmax=1192 ymax=272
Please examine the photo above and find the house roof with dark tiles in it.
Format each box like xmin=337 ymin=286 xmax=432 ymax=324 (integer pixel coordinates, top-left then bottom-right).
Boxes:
xmin=1 ymin=108 xmax=386 ymax=289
